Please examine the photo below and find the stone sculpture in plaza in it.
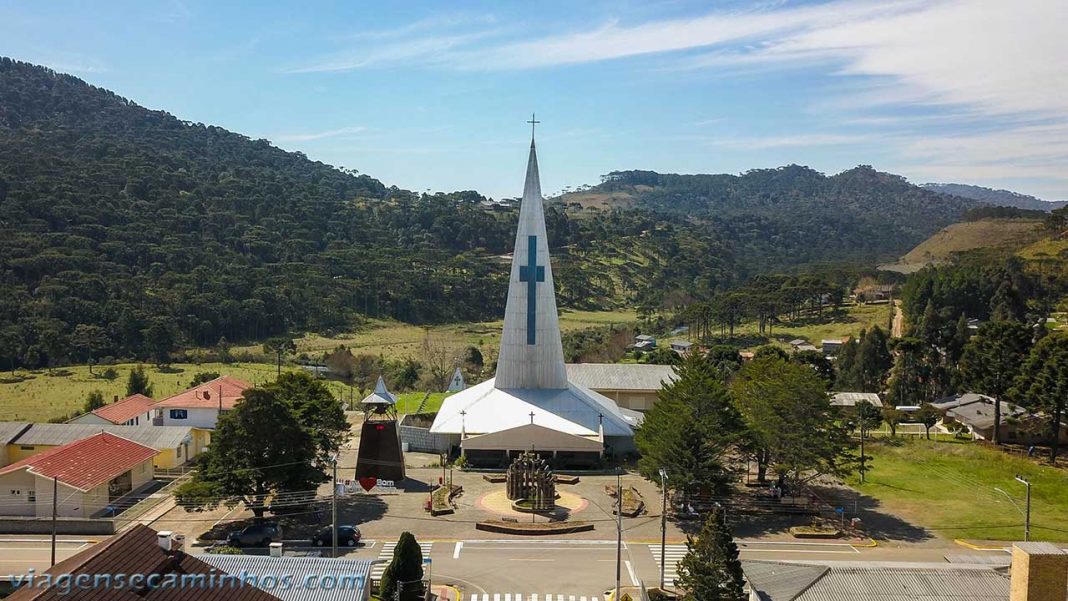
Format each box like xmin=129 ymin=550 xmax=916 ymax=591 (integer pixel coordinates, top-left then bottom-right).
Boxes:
xmin=505 ymin=450 xmax=556 ymax=511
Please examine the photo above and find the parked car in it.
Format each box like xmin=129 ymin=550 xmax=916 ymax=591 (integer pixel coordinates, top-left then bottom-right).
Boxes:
xmin=227 ymin=523 xmax=283 ymax=547
xmin=311 ymin=525 xmax=361 ymax=547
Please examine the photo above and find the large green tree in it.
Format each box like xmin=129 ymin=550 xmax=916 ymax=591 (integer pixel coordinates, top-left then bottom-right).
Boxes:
xmin=959 ymin=321 xmax=1031 ymax=444
xmin=636 ymin=352 xmax=744 ymax=500
xmin=731 ymin=355 xmax=853 ymax=489
xmin=1012 ymin=334 xmax=1068 ymax=462
xmin=675 ymin=508 xmax=745 ymax=601
xmin=261 ymin=371 xmax=349 ymax=466
xmin=175 ymin=387 xmax=324 ymax=517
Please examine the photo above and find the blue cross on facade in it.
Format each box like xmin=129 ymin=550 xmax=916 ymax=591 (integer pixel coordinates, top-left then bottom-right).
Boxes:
xmin=518 ymin=235 xmax=545 ymax=345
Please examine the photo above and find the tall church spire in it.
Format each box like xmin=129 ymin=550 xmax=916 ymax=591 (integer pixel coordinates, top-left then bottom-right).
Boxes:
xmin=494 ymin=130 xmax=568 ymax=389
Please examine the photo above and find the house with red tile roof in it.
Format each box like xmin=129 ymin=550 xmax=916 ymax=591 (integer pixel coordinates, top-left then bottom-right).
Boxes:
xmin=152 ymin=376 xmax=251 ymax=430
xmin=0 ymin=432 xmax=157 ymax=517
xmin=69 ymin=393 xmax=156 ymax=426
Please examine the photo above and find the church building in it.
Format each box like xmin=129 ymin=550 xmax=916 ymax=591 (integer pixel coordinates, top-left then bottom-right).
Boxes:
xmin=430 ymin=133 xmax=640 ymax=465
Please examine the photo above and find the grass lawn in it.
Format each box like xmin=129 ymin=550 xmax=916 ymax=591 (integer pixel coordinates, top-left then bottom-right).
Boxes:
xmin=847 ymin=438 xmax=1068 ymax=542
xmin=0 ymin=362 xmax=455 ymax=422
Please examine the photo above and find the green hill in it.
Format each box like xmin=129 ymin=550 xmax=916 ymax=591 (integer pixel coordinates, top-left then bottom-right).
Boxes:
xmin=564 ymin=166 xmax=977 ymax=269
xmin=882 ymin=218 xmax=1044 ymax=273
xmin=0 ymin=57 xmax=986 ymax=371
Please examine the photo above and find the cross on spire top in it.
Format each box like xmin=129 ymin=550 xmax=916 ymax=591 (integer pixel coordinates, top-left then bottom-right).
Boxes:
xmin=527 ymin=113 xmax=540 ymax=142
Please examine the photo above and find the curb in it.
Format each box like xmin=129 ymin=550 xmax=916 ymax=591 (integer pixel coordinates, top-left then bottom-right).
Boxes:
xmin=853 ymin=538 xmax=878 ymax=548
xmin=954 ymin=539 xmax=1007 ymax=551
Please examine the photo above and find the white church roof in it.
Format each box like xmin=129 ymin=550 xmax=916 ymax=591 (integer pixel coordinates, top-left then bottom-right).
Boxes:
xmin=429 ymin=377 xmax=637 ymax=437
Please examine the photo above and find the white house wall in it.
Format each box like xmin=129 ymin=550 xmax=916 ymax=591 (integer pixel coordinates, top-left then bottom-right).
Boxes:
xmin=0 ymin=470 xmax=37 ymax=516
xmin=158 ymin=407 xmax=221 ymax=429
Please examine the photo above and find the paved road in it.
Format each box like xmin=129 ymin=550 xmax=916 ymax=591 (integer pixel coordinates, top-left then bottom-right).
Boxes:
xmin=326 ymin=536 xmax=1005 ymax=599
xmin=2 ymin=534 xmax=1013 ymax=598
xmin=0 ymin=537 xmax=98 ymax=579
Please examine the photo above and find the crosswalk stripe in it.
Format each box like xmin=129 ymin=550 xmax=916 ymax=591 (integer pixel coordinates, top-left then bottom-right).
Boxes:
xmin=650 ymin=543 xmax=688 ymax=587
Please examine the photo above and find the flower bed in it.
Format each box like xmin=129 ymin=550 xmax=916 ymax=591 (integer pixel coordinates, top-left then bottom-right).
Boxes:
xmin=606 ymin=485 xmax=645 ymax=517
xmin=789 ymin=525 xmax=841 ymax=539
xmin=430 ymin=484 xmax=463 ymax=516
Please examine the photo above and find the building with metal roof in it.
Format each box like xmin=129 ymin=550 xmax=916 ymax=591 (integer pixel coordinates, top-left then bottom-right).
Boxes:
xmin=564 ymin=363 xmax=676 ymax=411
xmin=743 ymin=560 xmax=1011 ymax=600
xmin=0 ymin=422 xmax=30 ymax=466
xmin=932 ymin=393 xmax=1068 ymax=445
xmin=200 ymin=554 xmax=374 ymax=601
xmin=3 ymin=423 xmax=202 ymax=470
xmin=829 ymin=392 xmax=884 ymax=409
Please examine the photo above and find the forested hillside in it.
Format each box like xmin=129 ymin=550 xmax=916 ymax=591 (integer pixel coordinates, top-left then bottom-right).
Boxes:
xmin=0 ymin=57 xmax=981 ymax=369
xmin=0 ymin=58 xmax=731 ymax=368
xmin=922 ymin=183 xmax=1067 ymax=211
xmin=570 ymin=167 xmax=976 ymax=268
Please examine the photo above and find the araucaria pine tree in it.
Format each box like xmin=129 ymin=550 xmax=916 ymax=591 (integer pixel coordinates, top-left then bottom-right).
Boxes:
xmin=380 ymin=531 xmax=424 ymax=600
xmin=676 ymin=508 xmax=746 ymax=601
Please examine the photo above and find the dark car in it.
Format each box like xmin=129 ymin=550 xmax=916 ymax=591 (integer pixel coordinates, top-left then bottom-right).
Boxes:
xmin=227 ymin=523 xmax=283 ymax=547
xmin=311 ymin=525 xmax=361 ymax=547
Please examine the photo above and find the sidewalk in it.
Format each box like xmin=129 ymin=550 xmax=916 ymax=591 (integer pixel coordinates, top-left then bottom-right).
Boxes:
xmin=431 ymin=584 xmax=461 ymax=601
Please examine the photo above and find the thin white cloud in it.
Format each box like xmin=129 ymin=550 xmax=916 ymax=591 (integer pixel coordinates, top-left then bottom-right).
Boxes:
xmin=285 ymin=0 xmax=1068 ymax=196
xmin=275 ymin=126 xmax=368 ymax=142
xmin=711 ymin=133 xmax=874 ymax=150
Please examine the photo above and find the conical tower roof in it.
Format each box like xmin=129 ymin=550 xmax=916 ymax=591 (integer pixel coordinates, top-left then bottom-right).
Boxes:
xmin=361 ymin=376 xmax=396 ymax=405
xmin=494 ymin=138 xmax=568 ymax=389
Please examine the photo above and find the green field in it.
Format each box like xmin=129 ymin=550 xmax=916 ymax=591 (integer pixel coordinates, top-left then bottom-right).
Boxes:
xmin=0 ymin=362 xmax=456 ymax=423
xmin=231 ymin=309 xmax=638 ymax=359
xmin=0 ymin=310 xmax=636 ymax=423
xmin=848 ymin=439 xmax=1068 ymax=542
xmin=663 ymin=303 xmax=892 ymax=350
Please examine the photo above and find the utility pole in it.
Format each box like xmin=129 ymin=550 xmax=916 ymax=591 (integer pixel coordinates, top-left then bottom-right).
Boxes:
xmin=659 ymin=468 xmax=669 ymax=591
xmin=1016 ymin=475 xmax=1031 ymax=542
xmin=615 ymin=467 xmax=622 ymax=601
xmin=860 ymin=424 xmax=866 ymax=483
xmin=332 ymin=454 xmax=339 ymax=558
xmin=50 ymin=476 xmax=57 ymax=567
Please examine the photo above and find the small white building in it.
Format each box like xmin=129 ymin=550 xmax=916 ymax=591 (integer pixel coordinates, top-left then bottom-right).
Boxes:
xmin=670 ymin=340 xmax=694 ymax=354
xmin=0 ymin=432 xmax=156 ymax=518
xmin=152 ymin=376 xmax=250 ymax=429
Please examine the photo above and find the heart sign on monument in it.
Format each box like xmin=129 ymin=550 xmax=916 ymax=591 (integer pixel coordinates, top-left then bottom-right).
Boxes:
xmin=358 ymin=476 xmax=377 ymax=492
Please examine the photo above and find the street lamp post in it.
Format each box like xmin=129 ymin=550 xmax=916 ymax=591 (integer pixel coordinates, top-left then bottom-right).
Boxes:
xmin=331 ymin=454 xmax=339 ymax=558
xmin=658 ymin=468 xmax=669 ymax=591
xmin=1015 ymin=475 xmax=1031 ymax=542
xmin=615 ymin=467 xmax=622 ymax=601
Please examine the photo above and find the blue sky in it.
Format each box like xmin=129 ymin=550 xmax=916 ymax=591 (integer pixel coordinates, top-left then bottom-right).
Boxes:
xmin=3 ymin=0 xmax=1066 ymax=200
